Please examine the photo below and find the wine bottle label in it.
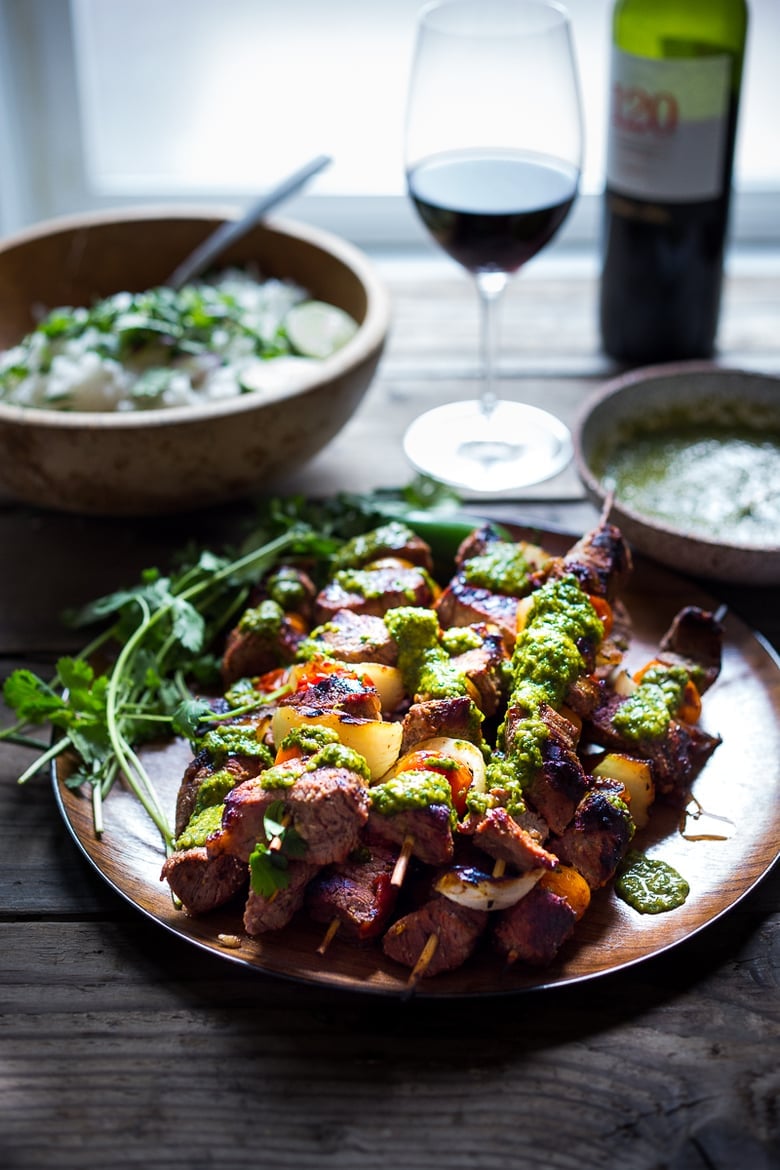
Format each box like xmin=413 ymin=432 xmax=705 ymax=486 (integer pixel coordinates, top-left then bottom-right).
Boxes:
xmin=606 ymin=48 xmax=731 ymax=202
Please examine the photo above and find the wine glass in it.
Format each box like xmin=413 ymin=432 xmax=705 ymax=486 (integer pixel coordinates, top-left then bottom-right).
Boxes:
xmin=403 ymin=0 xmax=583 ymax=491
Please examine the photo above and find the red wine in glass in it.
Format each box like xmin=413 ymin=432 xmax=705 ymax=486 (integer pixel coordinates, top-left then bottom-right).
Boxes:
xmin=402 ymin=0 xmax=583 ymax=492
xmin=407 ymin=149 xmax=579 ymax=275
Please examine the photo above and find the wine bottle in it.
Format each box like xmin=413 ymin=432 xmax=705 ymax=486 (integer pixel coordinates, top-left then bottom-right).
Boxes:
xmin=599 ymin=0 xmax=748 ymax=364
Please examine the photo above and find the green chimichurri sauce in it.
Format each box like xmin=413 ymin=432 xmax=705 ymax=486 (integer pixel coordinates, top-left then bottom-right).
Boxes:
xmin=484 ymin=575 xmax=603 ymax=813
xmin=175 ymin=803 xmax=224 ymax=850
xmin=369 ymin=769 xmax=456 ymax=825
xmin=238 ymin=599 xmax=283 ymax=637
xmin=462 ymin=541 xmax=534 ymax=596
xmin=597 ymin=426 xmax=780 ymax=548
xmin=266 ymin=567 xmax=307 ymax=610
xmin=335 ymin=567 xmax=421 ymax=602
xmin=615 ymin=850 xmax=690 ymax=914
xmin=193 ymin=768 xmax=240 ymax=815
xmin=261 ymin=725 xmax=372 ymax=787
xmin=329 ymin=521 xmax=419 ymax=572
xmin=383 ymin=606 xmax=470 ymax=702
xmin=611 ymin=663 xmax=689 ymax=743
xmin=198 ymin=723 xmax=274 ymax=765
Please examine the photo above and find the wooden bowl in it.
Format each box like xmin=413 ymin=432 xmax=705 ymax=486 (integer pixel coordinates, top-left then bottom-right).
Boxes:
xmin=0 ymin=208 xmax=390 ymax=515
xmin=574 ymin=362 xmax=780 ymax=586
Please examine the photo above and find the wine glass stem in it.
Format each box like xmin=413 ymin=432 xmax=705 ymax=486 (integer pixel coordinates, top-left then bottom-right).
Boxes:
xmin=475 ymin=271 xmax=508 ymax=421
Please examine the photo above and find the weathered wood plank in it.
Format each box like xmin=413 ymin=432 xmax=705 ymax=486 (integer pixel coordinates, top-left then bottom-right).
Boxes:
xmin=0 ymin=900 xmax=777 ymax=1169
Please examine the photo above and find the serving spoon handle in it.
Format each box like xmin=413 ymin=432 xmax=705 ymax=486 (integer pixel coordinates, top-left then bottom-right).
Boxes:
xmin=165 ymin=153 xmax=332 ymax=290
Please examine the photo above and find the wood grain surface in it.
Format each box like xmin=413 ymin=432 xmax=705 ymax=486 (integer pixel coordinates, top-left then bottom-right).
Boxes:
xmin=1 ymin=258 xmax=779 ymax=1170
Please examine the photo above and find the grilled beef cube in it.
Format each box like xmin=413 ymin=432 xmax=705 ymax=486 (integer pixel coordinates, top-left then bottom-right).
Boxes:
xmin=383 ymin=892 xmax=487 ymax=977
xmin=221 ymin=613 xmax=305 ymax=687
xmin=493 ymin=885 xmax=577 ymax=967
xmin=658 ymin=605 xmax=724 ymax=693
xmin=435 ymin=578 xmax=520 ymax=651
xmin=556 ymin=521 xmax=633 ymax=601
xmin=306 ymin=843 xmax=398 ymax=942
xmin=284 ymin=671 xmax=382 ymax=722
xmin=504 ymin=702 xmax=590 ymax=835
xmin=367 ymin=801 xmax=454 ymax=867
xmin=243 ymin=861 xmax=320 ymax=936
xmin=562 ymin=673 xmax=603 ymax=720
xmin=315 ymin=565 xmax=435 ymax=623
xmin=306 ymin=609 xmax=399 ymax=666
xmin=175 ymin=748 xmax=270 ymax=838
xmin=460 ymin=807 xmax=559 ymax=873
xmin=331 ymin=521 xmax=434 ymax=574
xmin=552 ymin=787 xmax=634 ymax=889
xmin=585 ymin=691 xmax=722 ymax=800
xmin=208 ymin=765 xmax=370 ymax=866
xmin=400 ymin=696 xmax=483 ymax=753
xmin=453 ymin=522 xmax=507 ymax=566
xmin=447 ymin=624 xmax=508 ymax=717
xmin=160 ymin=848 xmax=247 ymax=916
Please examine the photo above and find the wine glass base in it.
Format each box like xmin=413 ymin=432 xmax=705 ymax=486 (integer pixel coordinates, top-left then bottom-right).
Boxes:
xmin=403 ymin=399 xmax=572 ymax=492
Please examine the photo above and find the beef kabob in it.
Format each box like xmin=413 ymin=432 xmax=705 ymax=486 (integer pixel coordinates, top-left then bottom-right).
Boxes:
xmin=379 ymin=518 xmax=638 ymax=979
xmin=164 ymin=520 xmax=452 ymax=936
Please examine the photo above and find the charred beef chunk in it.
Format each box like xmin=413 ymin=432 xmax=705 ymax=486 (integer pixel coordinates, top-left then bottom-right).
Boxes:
xmin=220 ymin=566 xmax=316 ymax=688
xmin=493 ymin=885 xmax=577 ymax=966
xmin=383 ymin=893 xmax=488 ymax=977
xmin=175 ymin=748 xmax=269 ymax=837
xmin=221 ymin=613 xmax=305 ymax=688
xmin=400 ymin=696 xmax=483 ymax=753
xmin=556 ymin=521 xmax=633 ymax=601
xmin=305 ymin=609 xmax=399 ymax=666
xmin=330 ymin=521 xmax=434 ymax=574
xmin=306 ymin=843 xmax=399 ymax=942
xmin=447 ymin=625 xmax=508 ymax=717
xmin=283 ymin=670 xmax=383 ymax=722
xmin=552 ymin=787 xmax=634 ymax=889
xmin=243 ymin=861 xmax=320 ymax=935
xmin=562 ymin=673 xmax=604 ymax=719
xmin=435 ymin=579 xmax=520 ymax=651
xmin=367 ymin=801 xmax=454 ymax=867
xmin=460 ymin=807 xmax=559 ymax=873
xmin=160 ymin=848 xmax=247 ymax=916
xmin=208 ymin=765 xmax=369 ymax=866
xmin=503 ymin=702 xmax=591 ymax=835
xmin=585 ymin=690 xmax=722 ymax=800
xmin=315 ymin=565 xmax=435 ymax=624
xmin=453 ymin=523 xmax=508 ymax=566
xmin=658 ymin=605 xmax=724 ymax=693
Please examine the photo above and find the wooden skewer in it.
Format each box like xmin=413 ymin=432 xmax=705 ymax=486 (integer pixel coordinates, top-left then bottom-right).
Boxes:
xmin=391 ymin=834 xmax=415 ymax=887
xmin=492 ymin=857 xmax=506 ymax=878
xmin=317 ymin=917 xmax=341 ymax=955
xmin=408 ymin=932 xmax=439 ymax=986
xmin=268 ymin=811 xmax=292 ymax=852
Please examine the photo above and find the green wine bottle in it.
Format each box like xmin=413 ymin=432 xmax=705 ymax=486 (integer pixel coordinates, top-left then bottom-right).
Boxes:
xmin=599 ymin=0 xmax=748 ymax=364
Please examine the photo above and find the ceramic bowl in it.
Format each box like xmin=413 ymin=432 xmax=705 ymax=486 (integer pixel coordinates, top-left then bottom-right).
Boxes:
xmin=0 ymin=208 xmax=390 ymax=515
xmin=574 ymin=362 xmax=780 ymax=586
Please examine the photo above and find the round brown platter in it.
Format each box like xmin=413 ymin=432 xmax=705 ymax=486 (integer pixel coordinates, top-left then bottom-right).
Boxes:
xmin=53 ymin=526 xmax=780 ymax=997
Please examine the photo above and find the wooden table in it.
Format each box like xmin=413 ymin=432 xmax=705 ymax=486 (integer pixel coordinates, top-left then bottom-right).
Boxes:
xmin=2 ymin=255 xmax=779 ymax=1170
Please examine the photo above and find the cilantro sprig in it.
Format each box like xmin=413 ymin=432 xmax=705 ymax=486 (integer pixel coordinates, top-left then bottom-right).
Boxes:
xmin=1 ymin=515 xmax=336 ymax=845
xmin=248 ymin=802 xmax=308 ymax=899
xmin=0 ymin=482 xmax=473 ymax=847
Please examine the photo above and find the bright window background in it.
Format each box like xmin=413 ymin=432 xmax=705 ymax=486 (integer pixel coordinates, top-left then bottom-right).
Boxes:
xmin=0 ymin=0 xmax=777 ymax=246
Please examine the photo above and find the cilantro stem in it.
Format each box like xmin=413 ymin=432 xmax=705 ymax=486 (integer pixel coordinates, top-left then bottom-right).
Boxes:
xmin=104 ymin=596 xmax=174 ymax=846
xmin=1 ymin=729 xmax=51 ymax=750
xmin=92 ymin=780 xmax=104 ymax=836
xmin=16 ymin=735 xmax=71 ymax=785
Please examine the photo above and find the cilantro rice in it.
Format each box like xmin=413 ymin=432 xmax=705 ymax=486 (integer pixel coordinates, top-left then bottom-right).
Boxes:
xmin=0 ymin=270 xmax=354 ymax=413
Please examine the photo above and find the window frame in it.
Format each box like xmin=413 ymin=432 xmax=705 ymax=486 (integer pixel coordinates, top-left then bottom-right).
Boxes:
xmin=0 ymin=0 xmax=777 ymax=250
